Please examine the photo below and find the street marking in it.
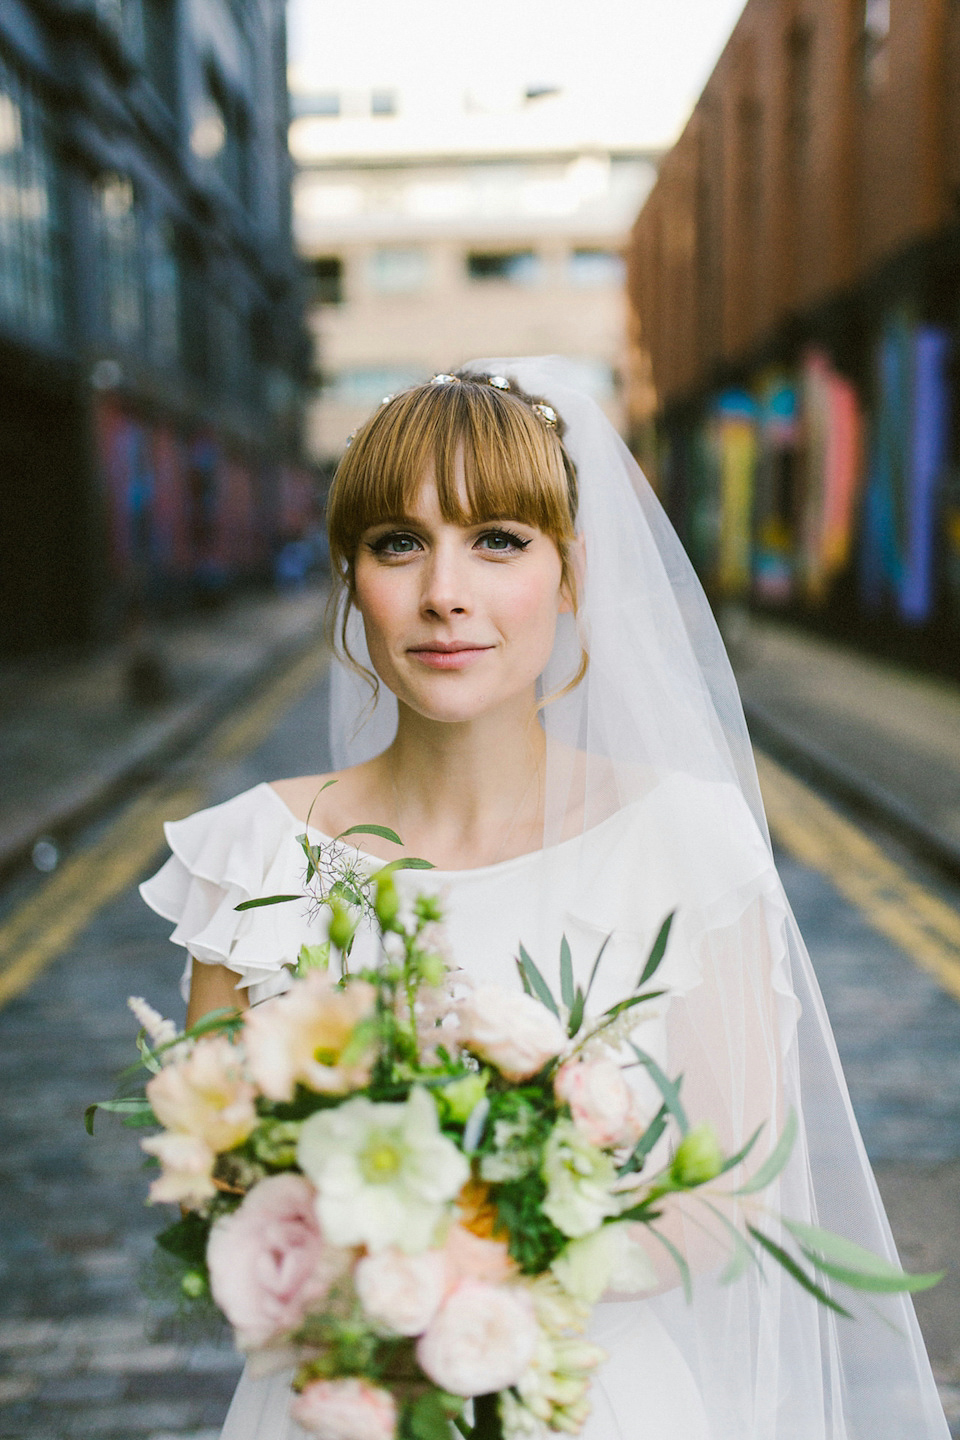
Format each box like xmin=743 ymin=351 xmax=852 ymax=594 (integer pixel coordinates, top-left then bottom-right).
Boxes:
xmin=756 ymin=752 xmax=960 ymax=1004
xmin=0 ymin=639 xmax=330 ymax=1010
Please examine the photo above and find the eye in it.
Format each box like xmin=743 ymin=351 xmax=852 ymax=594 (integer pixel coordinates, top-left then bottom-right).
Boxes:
xmin=475 ymin=528 xmax=531 ymax=554
xmin=368 ymin=531 xmax=422 ymax=557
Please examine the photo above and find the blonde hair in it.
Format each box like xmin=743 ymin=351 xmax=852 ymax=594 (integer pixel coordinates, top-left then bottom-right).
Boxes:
xmin=326 ymin=371 xmax=587 ymax=701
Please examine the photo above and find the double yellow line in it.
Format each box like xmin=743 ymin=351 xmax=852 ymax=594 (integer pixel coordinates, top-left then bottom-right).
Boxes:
xmin=0 ymin=641 xmax=329 ymax=1009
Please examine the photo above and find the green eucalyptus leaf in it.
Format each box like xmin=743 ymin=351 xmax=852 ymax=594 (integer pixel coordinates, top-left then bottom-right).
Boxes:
xmin=783 ymin=1219 xmax=943 ymax=1294
xmin=648 ymin=1227 xmax=692 ymax=1303
xmin=638 ymin=911 xmax=675 ymax=988
xmin=584 ymin=933 xmax=612 ymax=1002
xmin=619 ymin=1102 xmax=669 ymax=1173
xmin=518 ymin=944 xmax=560 ymax=1017
xmin=734 ymin=1110 xmax=798 ymax=1195
xmin=718 ymin=1122 xmax=765 ymax=1175
xmin=234 ymin=894 xmax=302 ymax=911
xmin=629 ymin=1045 xmax=689 ymax=1134
xmin=389 ymin=856 xmax=435 ymax=870
xmin=567 ymin=985 xmax=586 ymax=1038
xmin=559 ymin=935 xmax=574 ymax=1009
xmin=747 ymin=1225 xmax=852 ymax=1318
xmin=336 ymin=823 xmax=403 ymax=845
xmin=85 ymin=1097 xmax=155 ymax=1136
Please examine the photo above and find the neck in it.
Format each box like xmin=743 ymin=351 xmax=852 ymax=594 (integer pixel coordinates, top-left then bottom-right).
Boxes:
xmin=379 ymin=693 xmax=546 ymax=866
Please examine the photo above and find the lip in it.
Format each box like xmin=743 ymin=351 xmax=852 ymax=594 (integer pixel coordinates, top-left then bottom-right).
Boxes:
xmin=408 ymin=642 xmax=493 ymax=670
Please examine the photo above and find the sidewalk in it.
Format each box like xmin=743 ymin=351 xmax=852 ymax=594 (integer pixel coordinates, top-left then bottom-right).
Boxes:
xmin=0 ymin=585 xmax=328 ymax=877
xmin=729 ymin=614 xmax=960 ymax=874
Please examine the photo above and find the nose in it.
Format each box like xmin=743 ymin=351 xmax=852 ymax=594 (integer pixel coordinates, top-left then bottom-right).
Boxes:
xmin=420 ymin=540 xmax=471 ymax=619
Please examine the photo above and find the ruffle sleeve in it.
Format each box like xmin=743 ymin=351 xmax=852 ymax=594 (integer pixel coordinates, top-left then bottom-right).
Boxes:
xmin=139 ymin=783 xmax=323 ymax=1007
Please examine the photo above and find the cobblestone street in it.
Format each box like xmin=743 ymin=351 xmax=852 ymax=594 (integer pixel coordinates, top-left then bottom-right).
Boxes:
xmin=1 ymin=659 xmax=959 ymax=1438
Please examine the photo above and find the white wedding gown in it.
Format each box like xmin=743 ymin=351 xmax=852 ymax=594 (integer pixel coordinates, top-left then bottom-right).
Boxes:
xmin=141 ymin=774 xmax=786 ymax=1440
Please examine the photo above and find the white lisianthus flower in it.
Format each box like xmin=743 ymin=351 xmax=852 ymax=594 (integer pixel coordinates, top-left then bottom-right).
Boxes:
xmin=541 ymin=1119 xmax=620 ymax=1238
xmin=457 ymin=987 xmax=566 ymax=1081
xmin=551 ymin=1224 xmax=657 ymax=1305
xmin=145 ymin=1036 xmax=257 ymax=1152
xmin=297 ymin=1087 xmax=469 ymax=1253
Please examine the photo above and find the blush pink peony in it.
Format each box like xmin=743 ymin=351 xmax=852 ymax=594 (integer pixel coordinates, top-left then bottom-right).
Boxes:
xmin=443 ymin=1225 xmax=514 ymax=1287
xmin=456 ymin=987 xmax=566 ymax=1082
xmin=416 ymin=1280 xmax=538 ymax=1397
xmin=146 ymin=1036 xmax=257 ymax=1152
xmin=292 ymin=1377 xmax=397 ymax=1440
xmin=243 ymin=972 xmax=376 ymax=1102
xmin=207 ymin=1173 xmax=349 ymax=1349
xmin=553 ymin=1057 xmax=647 ymax=1150
xmin=141 ymin=1130 xmax=216 ymax=1207
xmin=355 ymin=1247 xmax=448 ymax=1337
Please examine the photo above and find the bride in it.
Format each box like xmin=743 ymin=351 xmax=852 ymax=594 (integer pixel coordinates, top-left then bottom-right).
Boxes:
xmin=141 ymin=359 xmax=948 ymax=1439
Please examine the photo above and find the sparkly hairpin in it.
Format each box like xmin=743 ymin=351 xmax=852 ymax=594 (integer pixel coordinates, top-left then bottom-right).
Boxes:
xmin=379 ymin=394 xmax=395 ymax=405
xmin=487 ymin=375 xmax=511 ymax=391
xmin=532 ymin=402 xmax=558 ymax=428
xmin=430 ymin=374 xmax=460 ymax=386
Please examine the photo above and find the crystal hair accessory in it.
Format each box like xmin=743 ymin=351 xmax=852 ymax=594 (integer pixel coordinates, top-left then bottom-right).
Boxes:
xmin=430 ymin=374 xmax=459 ymax=386
xmin=532 ymin=402 xmax=558 ymax=427
xmin=487 ymin=375 xmax=511 ymax=391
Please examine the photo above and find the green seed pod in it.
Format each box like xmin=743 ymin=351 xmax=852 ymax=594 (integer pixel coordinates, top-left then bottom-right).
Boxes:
xmin=374 ymin=870 xmax=400 ymax=929
xmin=181 ymin=1268 xmax=208 ymax=1299
xmin=669 ymin=1122 xmax=724 ymax=1188
xmin=327 ymin=898 xmax=357 ymax=952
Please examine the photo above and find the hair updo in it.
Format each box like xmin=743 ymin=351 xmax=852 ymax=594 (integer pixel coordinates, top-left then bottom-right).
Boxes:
xmin=325 ymin=371 xmax=586 ymax=697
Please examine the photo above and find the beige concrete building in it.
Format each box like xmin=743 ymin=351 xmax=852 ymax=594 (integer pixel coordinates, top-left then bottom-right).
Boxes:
xmin=288 ymin=89 xmax=658 ymax=461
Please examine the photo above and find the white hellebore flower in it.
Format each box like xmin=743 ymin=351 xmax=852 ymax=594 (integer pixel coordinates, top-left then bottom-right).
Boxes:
xmin=297 ymin=1086 xmax=469 ymax=1253
xmin=551 ymin=1223 xmax=657 ymax=1305
xmin=541 ymin=1119 xmax=620 ymax=1238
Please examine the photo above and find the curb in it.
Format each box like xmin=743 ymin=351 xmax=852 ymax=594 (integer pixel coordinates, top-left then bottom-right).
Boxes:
xmin=0 ymin=622 xmax=328 ymax=881
xmin=745 ymin=699 xmax=960 ymax=882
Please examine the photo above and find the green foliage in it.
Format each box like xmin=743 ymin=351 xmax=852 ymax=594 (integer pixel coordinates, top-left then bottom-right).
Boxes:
xmin=156 ymin=1211 xmax=211 ymax=1270
xmin=84 ymin=1097 xmax=155 ymax=1135
xmin=402 ymin=1390 xmax=463 ymax=1440
xmin=479 ymin=1087 xmax=567 ymax=1272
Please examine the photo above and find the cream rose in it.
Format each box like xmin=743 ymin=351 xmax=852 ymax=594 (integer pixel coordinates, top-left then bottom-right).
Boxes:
xmin=553 ymin=1057 xmax=647 ymax=1150
xmin=141 ymin=1130 xmax=216 ymax=1207
xmin=292 ymin=1377 xmax=397 ymax=1440
xmin=355 ymin=1247 xmax=448 ymax=1336
xmin=146 ymin=1036 xmax=256 ymax=1151
xmin=457 ymin=987 xmax=566 ymax=1082
xmin=416 ymin=1280 xmax=539 ymax=1396
xmin=207 ymin=1174 xmax=349 ymax=1349
xmin=243 ymin=972 xmax=376 ymax=1102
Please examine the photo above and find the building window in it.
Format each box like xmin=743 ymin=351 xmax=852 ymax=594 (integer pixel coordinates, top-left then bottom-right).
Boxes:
xmin=371 ymin=89 xmax=397 ymax=116
xmin=466 ymin=250 xmax=542 ymax=284
xmin=786 ymin=22 xmax=813 ymax=172
xmin=0 ymin=57 xmax=63 ymax=341
xmin=293 ymin=91 xmax=340 ymax=118
xmin=568 ymin=248 xmax=625 ymax=287
xmin=862 ymin=0 xmax=890 ymax=91
xmin=92 ymin=172 xmax=142 ymax=345
xmin=145 ymin=217 xmax=179 ymax=366
xmin=308 ymin=256 xmax=344 ymax=304
xmin=190 ymin=68 xmax=249 ymax=205
xmin=368 ymin=247 xmax=428 ymax=294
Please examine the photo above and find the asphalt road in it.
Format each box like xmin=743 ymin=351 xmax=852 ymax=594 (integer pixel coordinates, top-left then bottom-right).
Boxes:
xmin=0 ymin=658 xmax=958 ymax=1440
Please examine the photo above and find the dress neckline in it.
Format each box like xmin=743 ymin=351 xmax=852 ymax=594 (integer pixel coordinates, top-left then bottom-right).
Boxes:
xmin=261 ymin=780 xmax=637 ymax=880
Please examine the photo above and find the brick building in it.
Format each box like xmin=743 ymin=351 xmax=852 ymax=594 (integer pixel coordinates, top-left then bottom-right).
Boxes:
xmin=626 ymin=0 xmax=960 ymax=668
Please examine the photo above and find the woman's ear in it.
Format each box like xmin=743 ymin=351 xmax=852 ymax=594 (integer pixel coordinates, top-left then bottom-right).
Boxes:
xmin=559 ymin=533 xmax=586 ymax=614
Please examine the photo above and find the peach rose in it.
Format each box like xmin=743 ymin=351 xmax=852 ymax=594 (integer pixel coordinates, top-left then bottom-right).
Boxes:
xmin=553 ymin=1057 xmax=647 ymax=1150
xmin=443 ymin=1225 xmax=514 ymax=1287
xmin=145 ymin=1036 xmax=256 ymax=1152
xmin=355 ymin=1247 xmax=448 ymax=1337
xmin=456 ymin=987 xmax=566 ymax=1082
xmin=416 ymin=1280 xmax=538 ymax=1397
xmin=141 ymin=1130 xmax=216 ymax=1207
xmin=292 ymin=1377 xmax=397 ymax=1440
xmin=243 ymin=972 xmax=376 ymax=1102
xmin=207 ymin=1174 xmax=349 ymax=1349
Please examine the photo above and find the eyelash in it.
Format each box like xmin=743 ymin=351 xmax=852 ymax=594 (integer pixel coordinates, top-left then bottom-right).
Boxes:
xmin=368 ymin=528 xmax=532 ymax=557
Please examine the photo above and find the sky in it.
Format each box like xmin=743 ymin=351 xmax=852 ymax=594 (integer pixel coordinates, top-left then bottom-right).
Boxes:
xmin=286 ymin=0 xmax=749 ymax=151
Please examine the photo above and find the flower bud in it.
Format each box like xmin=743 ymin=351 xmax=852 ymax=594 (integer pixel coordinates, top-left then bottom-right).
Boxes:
xmin=418 ymin=950 xmax=447 ymax=988
xmin=670 ymin=1122 xmax=724 ymax=1188
xmin=374 ymin=871 xmax=400 ymax=930
xmin=181 ymin=1268 xmax=208 ymax=1299
xmin=441 ymin=1072 xmax=488 ymax=1123
xmin=328 ymin=899 xmax=357 ymax=952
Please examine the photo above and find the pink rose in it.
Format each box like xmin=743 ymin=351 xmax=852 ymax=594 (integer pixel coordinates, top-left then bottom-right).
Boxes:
xmin=416 ymin=1280 xmax=538 ymax=1396
xmin=443 ymin=1225 xmax=514 ymax=1287
xmin=292 ymin=1377 xmax=397 ymax=1440
xmin=355 ymin=1247 xmax=448 ymax=1336
xmin=207 ymin=1174 xmax=348 ymax=1349
xmin=243 ymin=972 xmax=376 ymax=1102
xmin=146 ymin=1036 xmax=256 ymax=1151
xmin=141 ymin=1130 xmax=216 ymax=1207
xmin=554 ymin=1057 xmax=646 ymax=1150
xmin=457 ymin=987 xmax=566 ymax=1082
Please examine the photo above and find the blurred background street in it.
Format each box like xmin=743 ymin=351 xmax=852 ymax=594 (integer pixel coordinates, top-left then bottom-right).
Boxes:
xmin=1 ymin=0 xmax=960 ymax=1435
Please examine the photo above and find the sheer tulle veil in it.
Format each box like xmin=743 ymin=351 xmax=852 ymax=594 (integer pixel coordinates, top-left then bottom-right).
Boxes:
xmin=328 ymin=357 xmax=947 ymax=1438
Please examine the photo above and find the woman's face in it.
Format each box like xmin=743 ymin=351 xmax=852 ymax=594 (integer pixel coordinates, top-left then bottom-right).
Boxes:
xmin=353 ymin=467 xmax=571 ymax=726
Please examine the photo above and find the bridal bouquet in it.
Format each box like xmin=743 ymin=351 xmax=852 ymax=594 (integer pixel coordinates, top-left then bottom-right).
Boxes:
xmin=90 ymin=822 xmax=938 ymax=1440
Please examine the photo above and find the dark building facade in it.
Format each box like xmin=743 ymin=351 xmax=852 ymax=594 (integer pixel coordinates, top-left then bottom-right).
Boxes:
xmin=626 ymin=0 xmax=960 ymax=674
xmin=0 ymin=0 xmax=313 ymax=656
